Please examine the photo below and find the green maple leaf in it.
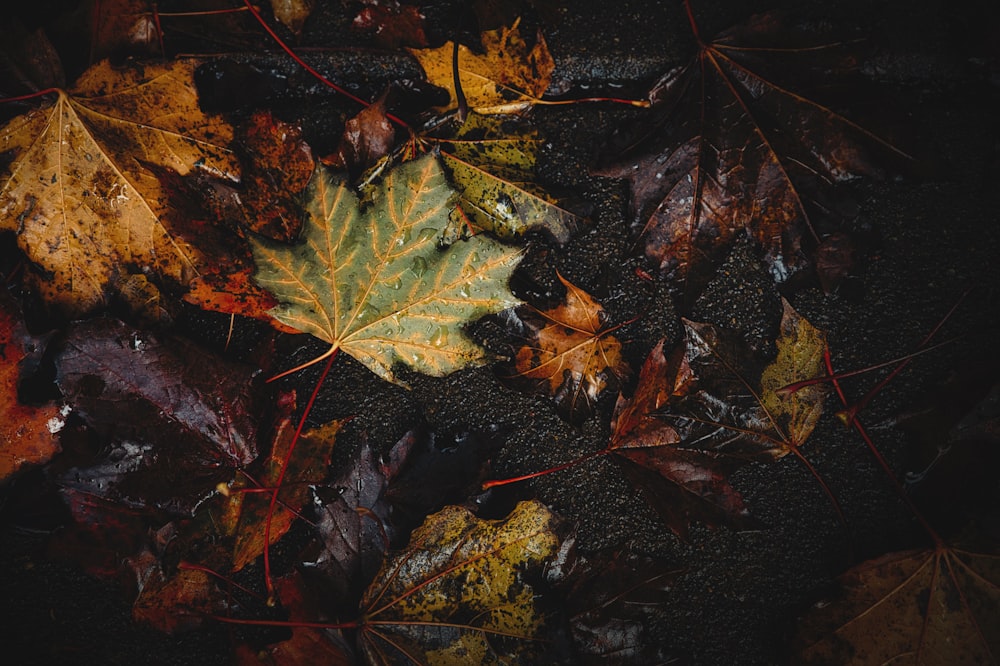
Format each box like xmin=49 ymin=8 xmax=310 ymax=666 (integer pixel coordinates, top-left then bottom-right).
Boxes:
xmin=250 ymin=154 xmax=522 ymax=384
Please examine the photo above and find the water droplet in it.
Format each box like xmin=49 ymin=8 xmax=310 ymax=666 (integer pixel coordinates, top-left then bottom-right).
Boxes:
xmin=388 ymin=277 xmax=403 ymax=290
xmin=417 ymin=227 xmax=438 ymax=243
xmin=431 ymin=327 xmax=449 ymax=347
xmin=410 ymin=256 xmax=428 ymax=277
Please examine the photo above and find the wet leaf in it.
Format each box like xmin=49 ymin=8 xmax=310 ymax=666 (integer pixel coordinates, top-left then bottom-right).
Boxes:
xmin=183 ymin=269 xmax=301 ymax=334
xmin=666 ymin=301 xmax=828 ymax=461
xmin=209 ymin=110 xmax=314 ymax=242
xmin=307 ymin=425 xmax=502 ymax=613
xmin=551 ymin=543 xmax=681 ymax=664
xmin=598 ymin=10 xmax=911 ymax=296
xmin=609 ymin=339 xmax=752 ymax=539
xmin=793 ymin=543 xmax=1000 ymax=665
xmin=221 ymin=418 xmax=342 ymax=572
xmin=307 ymin=439 xmax=396 ymax=611
xmin=761 ymin=299 xmax=828 ymax=451
xmin=505 ymin=273 xmax=629 ymax=423
xmin=131 ymin=562 xmax=221 ymax=635
xmin=270 ymin=0 xmax=315 ymax=35
xmin=0 ymin=59 xmax=238 ymax=314
xmin=409 ymin=19 xmax=554 ymax=115
xmin=0 ymin=292 xmax=61 ymax=483
xmin=251 ymin=153 xmax=522 ymax=385
xmin=432 ymin=112 xmax=580 ymax=243
xmin=358 ymin=500 xmax=562 ymax=664
xmin=237 ymin=572 xmax=352 ymax=665
xmin=54 ymin=318 xmax=260 ymax=512
xmin=89 ymin=0 xmax=161 ymax=61
xmin=324 ymin=94 xmax=396 ymax=177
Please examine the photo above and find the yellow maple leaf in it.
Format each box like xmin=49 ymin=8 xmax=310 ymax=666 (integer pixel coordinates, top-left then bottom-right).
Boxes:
xmin=409 ymin=19 xmax=554 ymax=115
xmin=0 ymin=59 xmax=238 ymax=314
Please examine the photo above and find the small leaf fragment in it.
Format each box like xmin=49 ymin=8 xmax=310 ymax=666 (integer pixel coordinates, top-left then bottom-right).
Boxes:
xmin=760 ymin=299 xmax=828 ymax=452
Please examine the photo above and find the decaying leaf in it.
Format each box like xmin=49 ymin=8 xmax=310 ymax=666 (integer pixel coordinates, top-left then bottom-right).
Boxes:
xmin=597 ymin=7 xmax=911 ymax=296
xmin=409 ymin=19 xmax=554 ymax=114
xmin=237 ymin=572 xmax=352 ymax=665
xmin=761 ymin=299 xmax=828 ymax=450
xmin=505 ymin=273 xmax=629 ymax=423
xmin=431 ymin=112 xmax=580 ymax=243
xmin=54 ymin=318 xmax=260 ymax=513
xmin=794 ymin=542 xmax=1000 ymax=665
xmin=324 ymin=94 xmax=396 ymax=176
xmin=251 ymin=153 xmax=523 ymax=385
xmin=0 ymin=59 xmax=238 ymax=314
xmin=270 ymin=0 xmax=315 ymax=35
xmin=131 ymin=562 xmax=221 ymax=635
xmin=609 ymin=339 xmax=752 ymax=538
xmin=219 ymin=418 xmax=342 ymax=572
xmin=607 ymin=299 xmax=828 ymax=536
xmin=0 ymin=292 xmax=61 ymax=483
xmin=358 ymin=500 xmax=562 ymax=664
xmin=550 ymin=542 xmax=681 ymax=664
xmin=206 ymin=110 xmax=314 ymax=242
xmin=669 ymin=300 xmax=828 ymax=460
xmin=88 ymin=0 xmax=161 ymax=62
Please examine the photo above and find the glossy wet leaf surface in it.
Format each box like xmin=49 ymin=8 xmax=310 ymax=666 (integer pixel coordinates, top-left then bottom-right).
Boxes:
xmin=358 ymin=500 xmax=562 ymax=665
xmin=251 ymin=153 xmax=522 ymax=385
xmin=505 ymin=272 xmax=629 ymax=423
xmin=0 ymin=59 xmax=238 ymax=314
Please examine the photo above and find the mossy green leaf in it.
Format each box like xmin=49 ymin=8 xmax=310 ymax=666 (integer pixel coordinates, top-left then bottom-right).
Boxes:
xmin=250 ymin=154 xmax=522 ymax=385
xmin=436 ymin=113 xmax=579 ymax=244
xmin=760 ymin=298 xmax=828 ymax=452
xmin=359 ymin=500 xmax=562 ymax=665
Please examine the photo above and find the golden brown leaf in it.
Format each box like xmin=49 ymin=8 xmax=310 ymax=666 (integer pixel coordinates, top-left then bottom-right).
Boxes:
xmin=794 ymin=543 xmax=1000 ymax=664
xmin=0 ymin=59 xmax=238 ymax=314
xmin=409 ymin=19 xmax=554 ymax=115
xmin=507 ymin=273 xmax=629 ymax=423
xmin=760 ymin=298 xmax=828 ymax=452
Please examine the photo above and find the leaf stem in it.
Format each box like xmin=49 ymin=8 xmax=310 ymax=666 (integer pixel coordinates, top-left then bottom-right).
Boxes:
xmin=482 ymin=449 xmax=606 ymax=489
xmin=823 ymin=346 xmax=943 ymax=547
xmin=683 ymin=0 xmax=705 ymax=47
xmin=263 ymin=349 xmax=338 ymax=603
xmin=241 ymin=0 xmax=409 ymax=129
xmin=0 ymin=88 xmax=60 ymax=104
xmin=777 ymin=339 xmax=954 ymax=397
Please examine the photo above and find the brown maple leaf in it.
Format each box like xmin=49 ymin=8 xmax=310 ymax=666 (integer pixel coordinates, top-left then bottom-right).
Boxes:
xmin=794 ymin=541 xmax=1000 ymax=664
xmin=597 ymin=3 xmax=913 ymax=298
xmin=505 ymin=273 xmax=630 ymax=423
xmin=608 ymin=339 xmax=753 ymax=539
xmin=0 ymin=59 xmax=239 ymax=315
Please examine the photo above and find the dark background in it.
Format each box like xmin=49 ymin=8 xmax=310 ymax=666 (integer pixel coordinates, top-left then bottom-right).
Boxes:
xmin=2 ymin=0 xmax=998 ymax=664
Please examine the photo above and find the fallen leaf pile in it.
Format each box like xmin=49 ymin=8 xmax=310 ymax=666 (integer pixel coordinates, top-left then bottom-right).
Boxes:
xmin=0 ymin=2 xmax=995 ymax=664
